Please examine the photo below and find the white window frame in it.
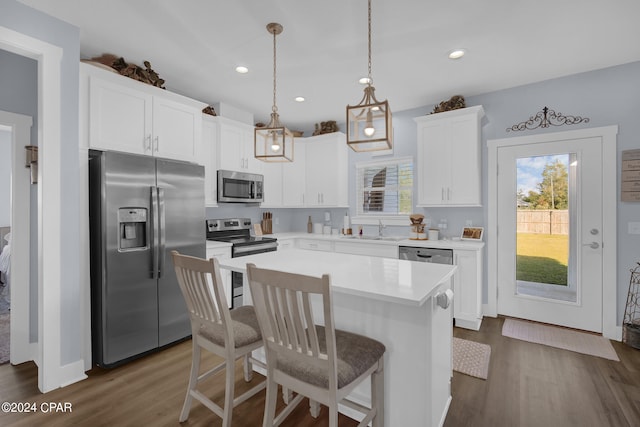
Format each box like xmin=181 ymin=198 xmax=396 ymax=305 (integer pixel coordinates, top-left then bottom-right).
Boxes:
xmin=352 ymin=156 xmax=414 ymax=226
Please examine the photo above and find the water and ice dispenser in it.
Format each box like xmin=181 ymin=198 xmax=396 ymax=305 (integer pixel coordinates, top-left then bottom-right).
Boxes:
xmin=118 ymin=208 xmax=148 ymax=251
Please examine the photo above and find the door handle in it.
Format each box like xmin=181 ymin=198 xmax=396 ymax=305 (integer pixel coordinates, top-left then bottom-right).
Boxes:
xmin=582 ymin=241 xmax=599 ymax=249
xmin=150 ymin=186 xmax=158 ymax=279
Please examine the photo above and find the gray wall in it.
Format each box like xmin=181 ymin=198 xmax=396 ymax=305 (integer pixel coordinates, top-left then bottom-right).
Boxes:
xmin=1 ymin=0 xmax=81 ymax=364
xmin=212 ymin=61 xmax=640 ymax=325
xmin=467 ymin=61 xmax=640 ymax=321
xmin=346 ymin=61 xmax=640 ymax=323
xmin=4 ymin=0 xmax=639 ymax=374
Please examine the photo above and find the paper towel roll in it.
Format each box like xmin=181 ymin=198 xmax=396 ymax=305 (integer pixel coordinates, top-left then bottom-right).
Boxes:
xmin=343 ymin=214 xmax=350 ymax=230
xmin=314 ymin=223 xmax=323 ymax=234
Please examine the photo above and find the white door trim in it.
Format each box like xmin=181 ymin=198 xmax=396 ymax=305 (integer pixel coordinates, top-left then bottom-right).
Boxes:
xmin=0 ymin=111 xmax=32 ymax=365
xmin=487 ymin=125 xmax=619 ymax=340
xmin=1 ymin=25 xmax=87 ymax=391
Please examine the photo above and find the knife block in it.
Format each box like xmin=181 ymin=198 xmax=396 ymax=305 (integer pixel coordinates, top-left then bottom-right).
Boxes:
xmin=261 ymin=219 xmax=272 ymax=234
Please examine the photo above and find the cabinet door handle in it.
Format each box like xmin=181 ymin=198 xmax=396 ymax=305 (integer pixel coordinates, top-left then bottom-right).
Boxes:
xmin=442 ymin=188 xmax=445 ymax=201
xmin=447 ymin=187 xmax=451 ymax=200
xmin=145 ymin=135 xmax=152 ymax=152
xmin=154 ymin=136 xmax=159 ymax=152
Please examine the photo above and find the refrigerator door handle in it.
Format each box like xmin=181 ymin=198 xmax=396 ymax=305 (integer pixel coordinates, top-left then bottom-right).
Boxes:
xmin=157 ymin=187 xmax=166 ymax=278
xmin=150 ymin=186 xmax=159 ymax=278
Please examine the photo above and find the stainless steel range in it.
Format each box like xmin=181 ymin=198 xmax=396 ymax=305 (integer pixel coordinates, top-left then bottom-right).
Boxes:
xmin=206 ymin=218 xmax=277 ymax=307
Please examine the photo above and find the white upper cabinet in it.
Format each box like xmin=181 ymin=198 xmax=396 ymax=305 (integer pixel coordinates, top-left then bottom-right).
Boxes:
xmin=261 ymin=162 xmax=283 ymax=206
xmin=304 ymin=133 xmax=348 ymax=207
xmin=281 ymin=142 xmax=307 ymax=207
xmin=415 ymin=106 xmax=485 ymax=207
xmin=202 ymin=115 xmax=219 ymax=206
xmin=83 ymin=63 xmax=205 ymax=163
xmin=260 ymin=132 xmax=348 ymax=208
xmin=217 ymin=118 xmax=263 ymax=174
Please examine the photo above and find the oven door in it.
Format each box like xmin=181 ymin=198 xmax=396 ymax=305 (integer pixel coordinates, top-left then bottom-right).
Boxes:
xmin=231 ymin=242 xmax=277 ymax=308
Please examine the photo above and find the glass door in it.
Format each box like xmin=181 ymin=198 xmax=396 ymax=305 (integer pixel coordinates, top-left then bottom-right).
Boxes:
xmin=497 ymin=137 xmax=603 ymax=332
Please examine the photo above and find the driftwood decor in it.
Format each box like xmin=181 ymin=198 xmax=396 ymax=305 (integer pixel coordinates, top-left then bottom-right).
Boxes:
xmin=88 ymin=54 xmax=166 ymax=89
xmin=202 ymin=106 xmax=217 ymax=116
xmin=312 ymin=120 xmax=339 ymax=136
xmin=506 ymin=106 xmax=590 ymax=132
xmin=430 ymin=95 xmax=466 ymax=114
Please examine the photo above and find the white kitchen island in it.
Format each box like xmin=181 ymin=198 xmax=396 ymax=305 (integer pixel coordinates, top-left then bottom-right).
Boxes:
xmin=218 ymin=248 xmax=457 ymax=427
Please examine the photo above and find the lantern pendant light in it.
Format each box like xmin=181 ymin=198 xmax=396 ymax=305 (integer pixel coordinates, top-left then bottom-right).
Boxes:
xmin=255 ymin=22 xmax=294 ymax=162
xmin=346 ymin=0 xmax=392 ymax=152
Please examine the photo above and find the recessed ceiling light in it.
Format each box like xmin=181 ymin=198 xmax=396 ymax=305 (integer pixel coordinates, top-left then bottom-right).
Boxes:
xmin=295 ymin=96 xmax=305 ymax=102
xmin=359 ymin=77 xmax=371 ymax=85
xmin=235 ymin=65 xmax=249 ymax=74
xmin=448 ymin=49 xmax=466 ymax=60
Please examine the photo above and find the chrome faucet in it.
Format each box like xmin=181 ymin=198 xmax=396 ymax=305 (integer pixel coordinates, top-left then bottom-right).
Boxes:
xmin=378 ymin=219 xmax=385 ymax=237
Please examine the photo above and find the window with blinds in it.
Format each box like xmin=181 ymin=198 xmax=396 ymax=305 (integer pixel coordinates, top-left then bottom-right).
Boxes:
xmin=356 ymin=157 xmax=413 ymax=217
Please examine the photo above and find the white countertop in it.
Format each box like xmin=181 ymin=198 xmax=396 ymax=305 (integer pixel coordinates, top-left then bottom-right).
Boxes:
xmin=218 ymin=248 xmax=457 ymax=307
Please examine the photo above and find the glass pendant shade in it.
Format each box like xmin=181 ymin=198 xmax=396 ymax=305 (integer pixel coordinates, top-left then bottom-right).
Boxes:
xmin=255 ymin=112 xmax=294 ymax=162
xmin=345 ymin=0 xmax=392 ymax=152
xmin=346 ymin=85 xmax=392 ymax=152
xmin=255 ymin=22 xmax=294 ymax=162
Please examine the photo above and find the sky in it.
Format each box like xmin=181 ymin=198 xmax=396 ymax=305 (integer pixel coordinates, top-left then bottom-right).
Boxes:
xmin=517 ymin=154 xmax=569 ymax=195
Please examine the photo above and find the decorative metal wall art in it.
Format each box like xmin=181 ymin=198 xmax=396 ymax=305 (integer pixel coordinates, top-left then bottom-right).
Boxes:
xmin=506 ymin=106 xmax=589 ymax=132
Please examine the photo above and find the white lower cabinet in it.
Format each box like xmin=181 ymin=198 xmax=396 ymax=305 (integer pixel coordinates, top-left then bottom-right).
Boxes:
xmin=334 ymin=241 xmax=398 ymax=258
xmin=276 ymin=238 xmax=295 ymax=250
xmin=296 ymin=238 xmax=334 ymax=252
xmin=206 ymin=244 xmax=232 ymax=308
xmin=452 ymin=249 xmax=483 ymax=330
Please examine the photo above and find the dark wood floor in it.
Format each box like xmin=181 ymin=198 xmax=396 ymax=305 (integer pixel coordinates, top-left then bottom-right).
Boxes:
xmin=1 ymin=316 xmax=639 ymax=426
xmin=446 ymin=317 xmax=640 ymax=427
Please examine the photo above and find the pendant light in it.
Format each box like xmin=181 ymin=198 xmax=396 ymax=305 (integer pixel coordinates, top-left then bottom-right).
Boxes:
xmin=346 ymin=0 xmax=392 ymax=152
xmin=255 ymin=22 xmax=294 ymax=162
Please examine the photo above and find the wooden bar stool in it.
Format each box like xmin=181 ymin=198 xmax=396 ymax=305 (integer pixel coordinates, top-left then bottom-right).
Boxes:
xmin=246 ymin=263 xmax=386 ymax=427
xmin=171 ymin=251 xmax=266 ymax=427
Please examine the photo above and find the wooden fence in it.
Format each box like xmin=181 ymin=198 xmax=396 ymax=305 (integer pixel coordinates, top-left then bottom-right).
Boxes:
xmin=517 ymin=210 xmax=568 ymax=235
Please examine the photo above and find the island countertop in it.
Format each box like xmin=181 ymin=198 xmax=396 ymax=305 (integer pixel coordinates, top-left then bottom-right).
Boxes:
xmin=217 ymin=248 xmax=457 ymax=307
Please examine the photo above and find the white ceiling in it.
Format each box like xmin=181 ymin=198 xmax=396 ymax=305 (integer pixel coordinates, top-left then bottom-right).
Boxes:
xmin=18 ymin=0 xmax=640 ymax=131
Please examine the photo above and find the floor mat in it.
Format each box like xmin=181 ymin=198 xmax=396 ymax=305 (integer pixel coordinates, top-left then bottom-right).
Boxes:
xmin=452 ymin=337 xmax=491 ymax=380
xmin=502 ymin=318 xmax=619 ymax=361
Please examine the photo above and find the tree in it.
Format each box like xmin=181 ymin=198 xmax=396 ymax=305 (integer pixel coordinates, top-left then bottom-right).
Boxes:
xmin=521 ymin=159 xmax=568 ymax=209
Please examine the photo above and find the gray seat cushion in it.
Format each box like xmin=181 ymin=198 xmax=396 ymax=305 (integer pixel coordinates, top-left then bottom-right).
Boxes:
xmin=199 ymin=305 xmax=262 ymax=348
xmin=277 ymin=326 xmax=385 ymax=389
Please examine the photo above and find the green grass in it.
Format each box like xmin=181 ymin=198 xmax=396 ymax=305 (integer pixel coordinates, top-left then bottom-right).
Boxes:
xmin=516 ymin=233 xmax=569 ymax=285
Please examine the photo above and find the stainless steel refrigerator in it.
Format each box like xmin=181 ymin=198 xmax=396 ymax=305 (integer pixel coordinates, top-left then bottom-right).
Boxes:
xmin=89 ymin=150 xmax=204 ymax=367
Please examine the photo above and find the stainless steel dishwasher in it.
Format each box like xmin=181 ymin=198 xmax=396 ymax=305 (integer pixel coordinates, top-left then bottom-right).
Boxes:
xmin=398 ymin=246 xmax=453 ymax=264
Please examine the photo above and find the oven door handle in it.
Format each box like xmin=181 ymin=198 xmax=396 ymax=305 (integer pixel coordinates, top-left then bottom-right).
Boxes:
xmin=233 ymin=242 xmax=278 ymax=255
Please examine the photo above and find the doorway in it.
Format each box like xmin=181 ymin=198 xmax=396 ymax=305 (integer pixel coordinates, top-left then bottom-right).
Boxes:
xmin=487 ymin=126 xmax=618 ymax=337
xmin=0 ymin=111 xmax=32 ymax=365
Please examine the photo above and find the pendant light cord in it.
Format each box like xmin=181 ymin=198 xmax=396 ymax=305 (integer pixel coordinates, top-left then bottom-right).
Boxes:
xmin=272 ymin=28 xmax=278 ymax=114
xmin=367 ymin=0 xmax=372 ymax=86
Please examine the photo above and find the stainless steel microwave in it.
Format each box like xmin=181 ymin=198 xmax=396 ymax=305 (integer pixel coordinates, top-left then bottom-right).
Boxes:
xmin=217 ymin=170 xmax=264 ymax=203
